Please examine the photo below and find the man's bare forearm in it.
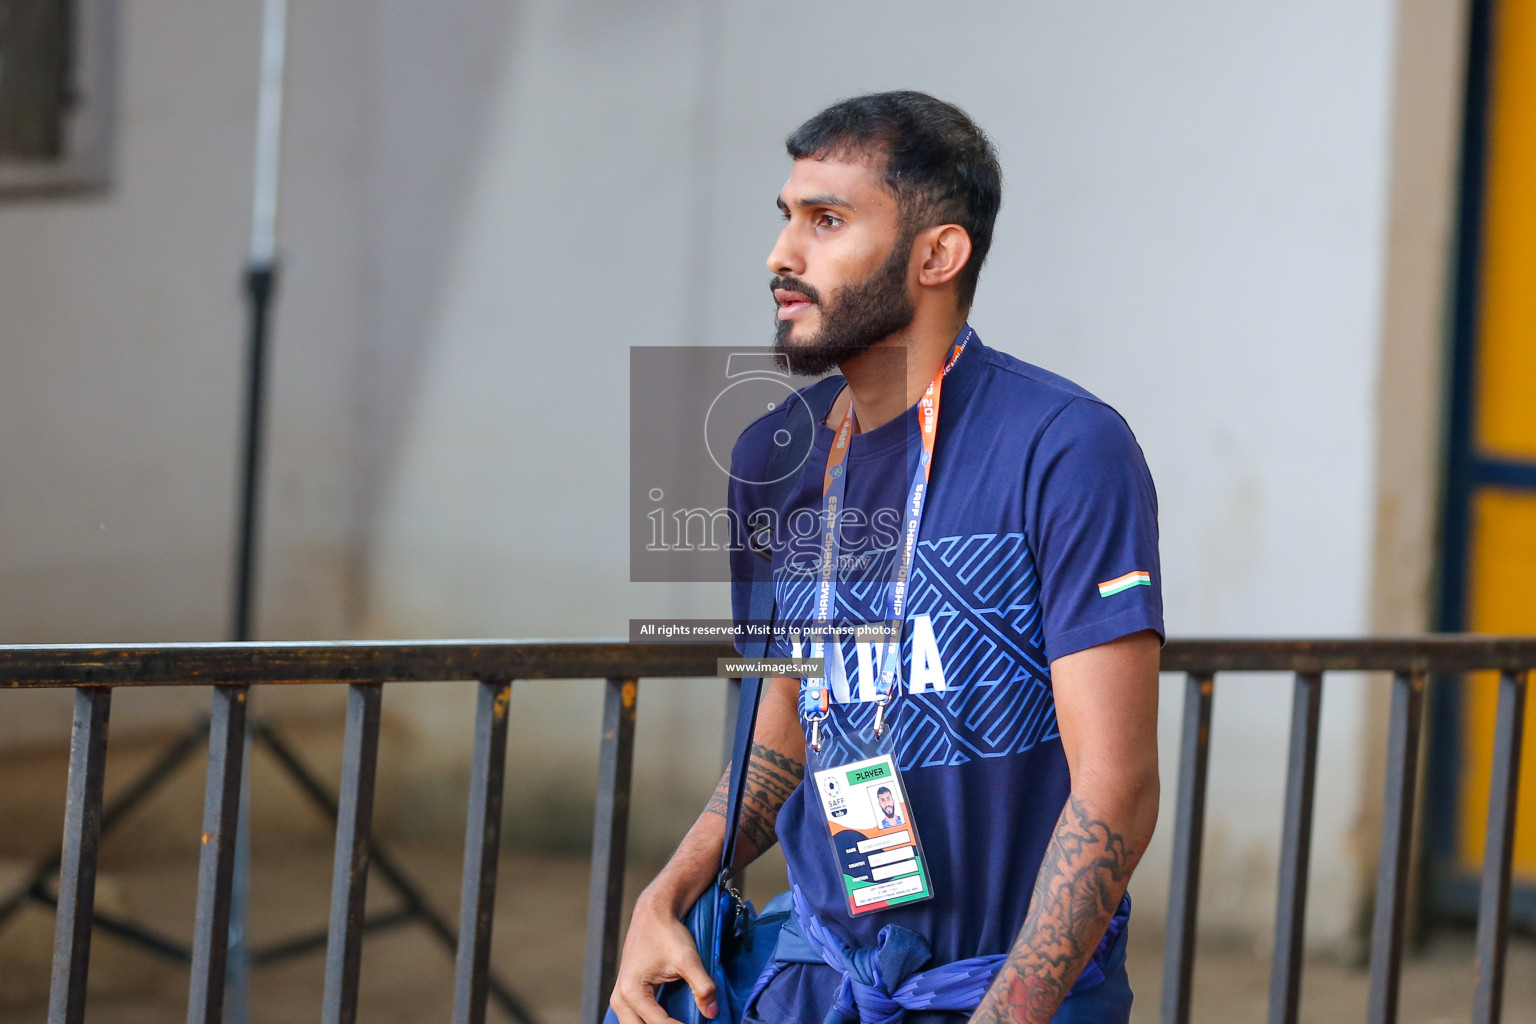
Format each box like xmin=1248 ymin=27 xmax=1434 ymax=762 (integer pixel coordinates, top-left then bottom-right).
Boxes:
xmin=705 ymin=740 xmax=805 ymax=864
xmin=970 ymin=792 xmax=1148 ymax=1024
xmin=642 ymin=736 xmax=804 ymax=916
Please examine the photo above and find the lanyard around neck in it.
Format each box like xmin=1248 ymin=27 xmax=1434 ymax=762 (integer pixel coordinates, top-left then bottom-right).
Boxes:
xmin=802 ymin=327 xmax=972 ymax=749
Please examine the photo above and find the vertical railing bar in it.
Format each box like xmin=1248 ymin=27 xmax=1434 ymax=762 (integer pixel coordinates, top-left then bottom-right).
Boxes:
xmin=1473 ymin=668 xmax=1526 ymax=1024
xmin=580 ymin=677 xmax=639 ymax=1024
xmin=187 ymin=685 xmax=250 ymax=1024
xmin=1161 ymin=672 xmax=1214 ymax=1024
xmin=452 ymin=678 xmax=514 ymax=1024
xmin=1267 ymin=672 xmax=1323 ymax=1024
xmin=320 ymin=682 xmax=384 ymax=1024
xmin=1366 ymin=670 xmax=1425 ymax=1024
xmin=47 ymin=687 xmax=112 ymax=1024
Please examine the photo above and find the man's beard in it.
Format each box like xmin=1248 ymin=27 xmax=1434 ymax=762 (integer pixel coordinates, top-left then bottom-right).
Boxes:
xmin=772 ymin=231 xmax=916 ymax=376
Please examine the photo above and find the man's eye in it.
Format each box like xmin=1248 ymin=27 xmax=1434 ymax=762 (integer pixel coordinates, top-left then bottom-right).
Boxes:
xmin=818 ymin=214 xmax=844 ymax=228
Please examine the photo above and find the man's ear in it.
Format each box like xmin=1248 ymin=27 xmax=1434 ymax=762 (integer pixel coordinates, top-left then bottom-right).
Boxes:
xmin=915 ymin=224 xmax=973 ymax=290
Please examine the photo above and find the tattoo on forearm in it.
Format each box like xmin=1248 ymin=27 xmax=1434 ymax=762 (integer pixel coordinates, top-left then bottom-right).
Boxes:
xmin=704 ymin=773 xmax=730 ymax=819
xmin=970 ymin=795 xmax=1135 ymax=1024
xmin=703 ymin=742 xmax=804 ymax=862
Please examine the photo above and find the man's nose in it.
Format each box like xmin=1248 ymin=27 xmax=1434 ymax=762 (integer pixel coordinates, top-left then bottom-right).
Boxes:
xmin=766 ymin=223 xmax=803 ymax=277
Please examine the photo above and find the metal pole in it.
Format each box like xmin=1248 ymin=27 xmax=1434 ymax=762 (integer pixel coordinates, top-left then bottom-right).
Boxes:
xmin=234 ymin=0 xmax=289 ymax=642
xmin=233 ymin=265 xmax=275 ymax=643
xmin=228 ymin=2 xmax=290 ymax=1019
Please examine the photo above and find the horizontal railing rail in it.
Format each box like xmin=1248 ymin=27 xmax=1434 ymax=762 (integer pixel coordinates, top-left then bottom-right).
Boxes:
xmin=7 ymin=634 xmax=1536 ymax=685
xmin=0 ymin=636 xmax=1528 ymax=1024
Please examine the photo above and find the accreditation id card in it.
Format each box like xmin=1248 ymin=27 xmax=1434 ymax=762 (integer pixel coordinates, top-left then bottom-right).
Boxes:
xmin=811 ymin=752 xmax=933 ymax=916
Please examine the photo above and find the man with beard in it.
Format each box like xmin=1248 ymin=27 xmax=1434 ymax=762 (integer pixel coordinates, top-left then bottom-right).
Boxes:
xmin=611 ymin=92 xmax=1162 ymax=1024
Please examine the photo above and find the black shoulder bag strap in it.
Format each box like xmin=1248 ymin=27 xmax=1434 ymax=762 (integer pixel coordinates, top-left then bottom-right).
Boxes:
xmin=718 ymin=376 xmax=844 ymax=880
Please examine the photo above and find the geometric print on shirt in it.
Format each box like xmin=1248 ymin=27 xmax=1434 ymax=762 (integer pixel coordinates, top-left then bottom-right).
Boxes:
xmin=777 ymin=532 xmax=1060 ymax=771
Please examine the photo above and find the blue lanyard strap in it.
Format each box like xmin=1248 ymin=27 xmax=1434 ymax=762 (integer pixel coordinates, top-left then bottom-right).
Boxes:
xmin=801 ymin=328 xmax=971 ymax=748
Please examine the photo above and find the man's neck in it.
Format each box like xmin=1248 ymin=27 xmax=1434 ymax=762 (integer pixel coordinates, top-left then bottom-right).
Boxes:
xmin=829 ymin=310 xmax=968 ymax=433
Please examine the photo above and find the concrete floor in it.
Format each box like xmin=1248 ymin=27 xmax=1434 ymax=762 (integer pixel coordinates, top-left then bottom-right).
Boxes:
xmin=0 ymin=846 xmax=1531 ymax=1024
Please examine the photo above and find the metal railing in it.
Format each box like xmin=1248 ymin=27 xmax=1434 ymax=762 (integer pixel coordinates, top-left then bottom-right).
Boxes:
xmin=0 ymin=637 xmax=1529 ymax=1024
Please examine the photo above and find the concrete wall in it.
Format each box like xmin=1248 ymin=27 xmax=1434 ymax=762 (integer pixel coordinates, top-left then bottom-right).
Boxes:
xmin=0 ymin=0 xmax=374 ymax=755
xmin=0 ymin=0 xmax=1465 ymax=952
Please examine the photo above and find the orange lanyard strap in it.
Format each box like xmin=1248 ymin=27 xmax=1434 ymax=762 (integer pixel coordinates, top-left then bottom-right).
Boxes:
xmin=802 ymin=329 xmax=971 ymax=747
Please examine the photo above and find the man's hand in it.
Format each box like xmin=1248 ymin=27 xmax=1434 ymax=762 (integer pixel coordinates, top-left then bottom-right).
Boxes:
xmin=609 ymin=891 xmax=718 ymax=1024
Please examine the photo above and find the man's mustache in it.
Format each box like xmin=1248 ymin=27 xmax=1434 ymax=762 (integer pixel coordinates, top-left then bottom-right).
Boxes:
xmin=770 ymin=276 xmax=821 ymax=304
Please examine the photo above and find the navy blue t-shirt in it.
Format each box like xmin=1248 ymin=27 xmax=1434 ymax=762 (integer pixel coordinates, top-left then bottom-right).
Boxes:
xmin=726 ymin=330 xmax=1162 ymax=1020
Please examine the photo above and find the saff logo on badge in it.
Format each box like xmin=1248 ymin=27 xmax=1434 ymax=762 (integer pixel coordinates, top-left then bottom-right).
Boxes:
xmin=822 ymin=775 xmax=848 ymax=818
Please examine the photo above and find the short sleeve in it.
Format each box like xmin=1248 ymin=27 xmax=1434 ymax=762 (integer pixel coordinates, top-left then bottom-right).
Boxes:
xmin=726 ymin=469 xmax=757 ymax=636
xmin=1027 ymin=398 xmax=1163 ymax=661
xmin=727 ymin=422 xmax=786 ymax=656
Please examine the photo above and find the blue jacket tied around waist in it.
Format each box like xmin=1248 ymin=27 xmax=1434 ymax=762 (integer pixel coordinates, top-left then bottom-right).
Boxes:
xmin=747 ymin=884 xmax=1130 ymax=1024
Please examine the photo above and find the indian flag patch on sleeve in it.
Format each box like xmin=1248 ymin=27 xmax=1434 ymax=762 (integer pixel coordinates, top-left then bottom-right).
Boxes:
xmin=1097 ymin=571 xmax=1151 ymax=598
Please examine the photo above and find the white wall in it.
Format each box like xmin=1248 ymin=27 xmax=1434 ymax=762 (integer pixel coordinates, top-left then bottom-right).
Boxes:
xmin=363 ymin=0 xmax=1410 ymax=948
xmin=0 ymin=0 xmax=374 ymax=749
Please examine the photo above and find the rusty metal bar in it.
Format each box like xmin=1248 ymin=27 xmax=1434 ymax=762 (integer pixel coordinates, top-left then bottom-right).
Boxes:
xmin=187 ymin=685 xmax=250 ymax=1024
xmin=11 ymin=635 xmax=1536 ymax=689
xmin=47 ymin=687 xmax=111 ymax=1024
xmin=1267 ymin=672 xmax=1323 ymax=1024
xmin=1160 ymin=636 xmax=1536 ymax=675
xmin=452 ymin=678 xmax=513 ymax=1024
xmin=0 ymin=640 xmax=725 ymax=687
xmin=581 ymin=678 xmax=639 ymax=1024
xmin=1473 ymin=669 xmax=1527 ymax=1024
xmin=1366 ymin=671 xmax=1425 ymax=1024
xmin=1161 ymin=672 xmax=1214 ymax=1024
xmin=321 ymin=682 xmax=384 ymax=1024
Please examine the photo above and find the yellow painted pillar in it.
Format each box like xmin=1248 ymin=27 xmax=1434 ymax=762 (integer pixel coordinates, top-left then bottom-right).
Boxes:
xmin=1459 ymin=0 xmax=1536 ymax=880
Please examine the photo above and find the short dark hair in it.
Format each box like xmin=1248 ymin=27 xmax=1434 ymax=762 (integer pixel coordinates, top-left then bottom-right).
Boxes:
xmin=786 ymin=91 xmax=1002 ymax=309
xmin=877 ymin=786 xmax=893 ymax=798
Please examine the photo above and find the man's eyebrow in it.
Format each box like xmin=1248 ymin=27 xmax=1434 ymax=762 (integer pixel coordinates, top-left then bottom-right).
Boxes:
xmin=777 ymin=193 xmax=856 ymax=212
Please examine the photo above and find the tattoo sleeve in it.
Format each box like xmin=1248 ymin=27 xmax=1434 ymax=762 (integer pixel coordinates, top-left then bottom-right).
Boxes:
xmin=969 ymin=794 xmax=1136 ymax=1024
xmin=704 ymin=741 xmax=804 ymax=866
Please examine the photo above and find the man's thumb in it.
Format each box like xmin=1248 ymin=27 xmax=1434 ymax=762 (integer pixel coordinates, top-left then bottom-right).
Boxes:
xmin=677 ymin=955 xmax=718 ymax=1020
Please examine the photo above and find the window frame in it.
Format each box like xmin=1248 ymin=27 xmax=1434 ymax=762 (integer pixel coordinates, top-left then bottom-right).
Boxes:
xmin=0 ymin=0 xmax=115 ymax=194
